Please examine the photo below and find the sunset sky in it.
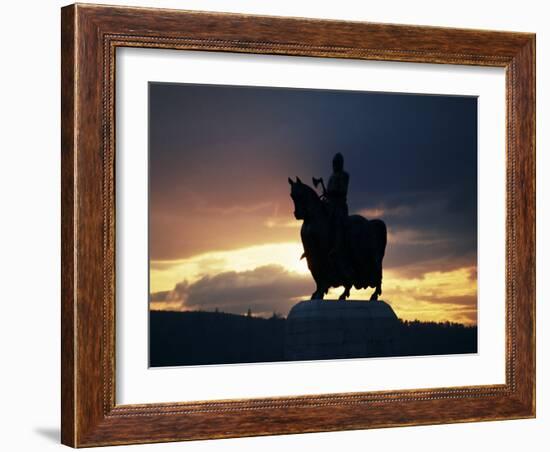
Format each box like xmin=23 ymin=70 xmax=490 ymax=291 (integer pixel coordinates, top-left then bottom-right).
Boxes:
xmin=148 ymin=82 xmax=478 ymax=325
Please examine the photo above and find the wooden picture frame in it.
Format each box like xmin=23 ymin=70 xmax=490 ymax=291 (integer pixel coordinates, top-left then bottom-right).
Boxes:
xmin=61 ymin=3 xmax=535 ymax=447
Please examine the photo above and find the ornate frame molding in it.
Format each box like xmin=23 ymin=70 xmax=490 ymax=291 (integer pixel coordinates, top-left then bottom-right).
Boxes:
xmin=61 ymin=4 xmax=535 ymax=447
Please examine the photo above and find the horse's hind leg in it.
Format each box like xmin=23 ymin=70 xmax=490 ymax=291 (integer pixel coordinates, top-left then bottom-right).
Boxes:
xmin=370 ymin=263 xmax=383 ymax=301
xmin=370 ymin=283 xmax=382 ymax=301
xmin=339 ymin=285 xmax=352 ymax=300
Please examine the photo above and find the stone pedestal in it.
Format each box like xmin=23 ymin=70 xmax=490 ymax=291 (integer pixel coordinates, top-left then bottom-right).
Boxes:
xmin=284 ymin=300 xmax=399 ymax=361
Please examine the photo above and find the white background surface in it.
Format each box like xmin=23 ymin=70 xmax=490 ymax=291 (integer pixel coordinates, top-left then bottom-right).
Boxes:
xmin=117 ymin=49 xmax=506 ymax=404
xmin=0 ymin=0 xmax=547 ymax=451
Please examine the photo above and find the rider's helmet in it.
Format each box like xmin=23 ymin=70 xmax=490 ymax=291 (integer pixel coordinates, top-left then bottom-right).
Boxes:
xmin=332 ymin=152 xmax=344 ymax=172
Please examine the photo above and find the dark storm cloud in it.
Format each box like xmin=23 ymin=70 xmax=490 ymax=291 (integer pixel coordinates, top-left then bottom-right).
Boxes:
xmin=149 ymin=82 xmax=477 ymax=276
xmin=159 ymin=265 xmax=311 ymax=316
xmin=367 ymin=189 xmax=477 ymax=277
xmin=150 ymin=290 xmax=171 ymax=302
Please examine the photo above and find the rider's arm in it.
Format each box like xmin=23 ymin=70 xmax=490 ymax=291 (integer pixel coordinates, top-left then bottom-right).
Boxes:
xmin=328 ymin=172 xmax=349 ymax=198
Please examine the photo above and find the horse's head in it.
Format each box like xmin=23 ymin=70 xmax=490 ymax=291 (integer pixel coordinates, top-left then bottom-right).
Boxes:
xmin=288 ymin=176 xmax=319 ymax=220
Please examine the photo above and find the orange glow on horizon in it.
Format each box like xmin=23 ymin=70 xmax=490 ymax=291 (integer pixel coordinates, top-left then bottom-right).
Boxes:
xmin=150 ymin=242 xmax=477 ymax=325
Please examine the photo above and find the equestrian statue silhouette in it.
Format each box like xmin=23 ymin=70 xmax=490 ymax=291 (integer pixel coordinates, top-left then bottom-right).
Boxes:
xmin=288 ymin=153 xmax=387 ymax=301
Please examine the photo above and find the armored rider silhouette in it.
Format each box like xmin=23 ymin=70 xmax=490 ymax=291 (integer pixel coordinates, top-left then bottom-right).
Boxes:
xmin=311 ymin=153 xmax=352 ymax=283
xmin=326 ymin=152 xmax=349 ymax=257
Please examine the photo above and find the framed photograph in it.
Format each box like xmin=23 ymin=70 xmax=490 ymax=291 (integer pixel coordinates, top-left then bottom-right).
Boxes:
xmin=61 ymin=3 xmax=535 ymax=447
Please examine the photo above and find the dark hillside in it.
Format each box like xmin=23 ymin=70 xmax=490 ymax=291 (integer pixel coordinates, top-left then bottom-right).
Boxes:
xmin=150 ymin=311 xmax=285 ymax=367
xmin=150 ymin=310 xmax=477 ymax=367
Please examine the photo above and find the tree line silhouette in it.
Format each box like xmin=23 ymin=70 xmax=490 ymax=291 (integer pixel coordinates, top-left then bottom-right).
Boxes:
xmin=149 ymin=310 xmax=477 ymax=367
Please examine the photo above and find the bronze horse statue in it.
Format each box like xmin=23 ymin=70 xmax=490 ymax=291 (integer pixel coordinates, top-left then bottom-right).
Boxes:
xmin=288 ymin=177 xmax=387 ymax=301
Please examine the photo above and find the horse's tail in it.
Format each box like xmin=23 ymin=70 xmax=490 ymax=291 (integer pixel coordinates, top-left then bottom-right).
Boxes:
xmin=368 ymin=219 xmax=387 ymax=294
xmin=347 ymin=216 xmax=387 ymax=290
xmin=367 ymin=219 xmax=386 ymax=260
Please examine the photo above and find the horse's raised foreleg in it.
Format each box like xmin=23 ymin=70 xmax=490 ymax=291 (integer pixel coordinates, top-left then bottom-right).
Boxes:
xmin=311 ymin=286 xmax=325 ymax=300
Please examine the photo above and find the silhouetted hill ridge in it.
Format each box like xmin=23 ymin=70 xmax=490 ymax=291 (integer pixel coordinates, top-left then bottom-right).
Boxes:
xmin=149 ymin=310 xmax=477 ymax=367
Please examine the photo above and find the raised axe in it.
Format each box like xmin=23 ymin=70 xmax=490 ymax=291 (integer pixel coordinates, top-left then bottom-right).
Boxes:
xmin=312 ymin=176 xmax=327 ymax=197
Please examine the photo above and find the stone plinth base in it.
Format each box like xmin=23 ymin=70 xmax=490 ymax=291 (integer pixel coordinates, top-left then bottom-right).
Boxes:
xmin=284 ymin=300 xmax=399 ymax=361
